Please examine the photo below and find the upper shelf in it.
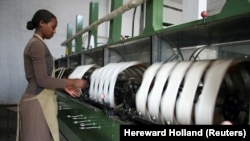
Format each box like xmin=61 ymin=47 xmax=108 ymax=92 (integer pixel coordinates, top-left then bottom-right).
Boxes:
xmin=156 ymin=11 xmax=250 ymax=48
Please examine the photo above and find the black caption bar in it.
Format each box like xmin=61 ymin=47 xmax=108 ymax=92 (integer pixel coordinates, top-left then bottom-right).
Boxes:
xmin=120 ymin=125 xmax=250 ymax=140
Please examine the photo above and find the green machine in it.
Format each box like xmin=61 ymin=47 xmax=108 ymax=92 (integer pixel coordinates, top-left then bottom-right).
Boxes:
xmin=55 ymin=0 xmax=250 ymax=140
xmin=57 ymin=91 xmax=122 ymax=141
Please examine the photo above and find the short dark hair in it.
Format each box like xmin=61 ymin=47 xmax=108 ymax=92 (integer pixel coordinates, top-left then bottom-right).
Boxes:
xmin=26 ymin=9 xmax=56 ymax=30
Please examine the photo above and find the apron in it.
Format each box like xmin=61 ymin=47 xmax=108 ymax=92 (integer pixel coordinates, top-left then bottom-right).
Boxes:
xmin=20 ymin=89 xmax=59 ymax=141
xmin=18 ymin=72 xmax=59 ymax=141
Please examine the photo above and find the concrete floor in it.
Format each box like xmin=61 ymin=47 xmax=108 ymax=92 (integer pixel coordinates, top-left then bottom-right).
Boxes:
xmin=0 ymin=105 xmax=18 ymax=141
xmin=0 ymin=105 xmax=67 ymax=141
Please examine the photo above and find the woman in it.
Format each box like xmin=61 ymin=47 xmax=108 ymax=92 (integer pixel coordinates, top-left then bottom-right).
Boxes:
xmin=20 ymin=9 xmax=86 ymax=141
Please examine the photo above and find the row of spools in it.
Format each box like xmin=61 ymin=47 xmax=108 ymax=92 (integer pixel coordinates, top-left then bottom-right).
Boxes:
xmin=59 ymin=59 xmax=249 ymax=125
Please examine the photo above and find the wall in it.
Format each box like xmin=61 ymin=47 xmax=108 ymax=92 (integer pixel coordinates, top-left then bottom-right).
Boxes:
xmin=0 ymin=0 xmax=110 ymax=104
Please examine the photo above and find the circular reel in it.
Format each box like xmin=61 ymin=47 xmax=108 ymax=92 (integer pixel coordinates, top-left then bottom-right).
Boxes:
xmin=213 ymin=62 xmax=250 ymax=124
xmin=194 ymin=59 xmax=250 ymax=125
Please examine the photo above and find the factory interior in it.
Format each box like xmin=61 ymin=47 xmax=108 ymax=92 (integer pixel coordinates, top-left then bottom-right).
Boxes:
xmin=1 ymin=0 xmax=250 ymax=140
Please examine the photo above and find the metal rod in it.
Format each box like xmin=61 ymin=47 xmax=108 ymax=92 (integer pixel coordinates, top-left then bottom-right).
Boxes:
xmin=61 ymin=0 xmax=147 ymax=46
xmin=163 ymin=4 xmax=182 ymax=12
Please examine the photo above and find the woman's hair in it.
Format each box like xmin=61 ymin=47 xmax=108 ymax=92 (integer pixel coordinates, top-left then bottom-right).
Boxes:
xmin=26 ymin=9 xmax=56 ymax=30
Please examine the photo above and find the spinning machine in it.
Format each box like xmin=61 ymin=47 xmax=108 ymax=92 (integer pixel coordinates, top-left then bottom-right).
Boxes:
xmin=55 ymin=0 xmax=250 ymax=140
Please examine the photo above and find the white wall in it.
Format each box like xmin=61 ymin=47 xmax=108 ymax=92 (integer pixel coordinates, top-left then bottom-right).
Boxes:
xmin=0 ymin=0 xmax=110 ymax=104
xmin=182 ymin=0 xmax=207 ymax=23
xmin=164 ymin=0 xmax=183 ymax=25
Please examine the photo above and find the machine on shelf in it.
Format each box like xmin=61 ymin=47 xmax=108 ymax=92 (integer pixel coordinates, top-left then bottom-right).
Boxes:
xmin=55 ymin=0 xmax=250 ymax=140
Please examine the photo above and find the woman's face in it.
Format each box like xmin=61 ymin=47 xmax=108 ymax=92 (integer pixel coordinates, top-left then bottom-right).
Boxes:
xmin=41 ymin=18 xmax=57 ymax=39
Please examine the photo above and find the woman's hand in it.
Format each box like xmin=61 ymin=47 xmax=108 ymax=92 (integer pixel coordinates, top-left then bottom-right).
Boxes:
xmin=64 ymin=86 xmax=81 ymax=98
xmin=64 ymin=79 xmax=87 ymax=98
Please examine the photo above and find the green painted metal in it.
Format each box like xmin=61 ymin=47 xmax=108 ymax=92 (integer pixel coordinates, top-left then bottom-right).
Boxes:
xmin=215 ymin=0 xmax=250 ymax=19
xmin=108 ymin=0 xmax=123 ymax=44
xmin=142 ymin=0 xmax=163 ymax=35
xmin=75 ymin=15 xmax=83 ymax=53
xmin=56 ymin=91 xmax=120 ymax=141
xmin=66 ymin=23 xmax=73 ymax=55
xmin=88 ymin=1 xmax=99 ymax=49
